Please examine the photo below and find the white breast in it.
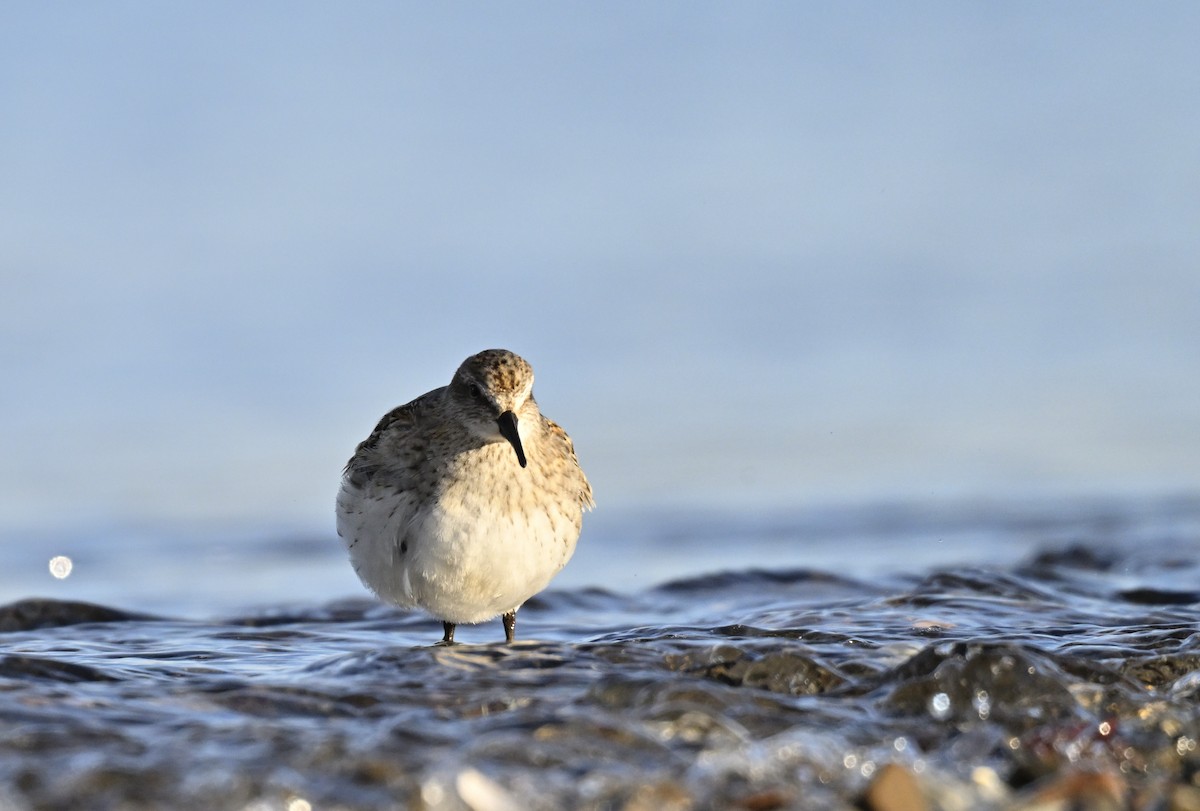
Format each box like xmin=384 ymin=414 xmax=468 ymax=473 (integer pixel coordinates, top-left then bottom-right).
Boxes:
xmin=336 ymin=473 xmax=580 ymax=624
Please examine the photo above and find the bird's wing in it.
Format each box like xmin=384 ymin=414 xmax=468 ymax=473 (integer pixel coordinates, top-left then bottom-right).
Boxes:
xmin=342 ymin=386 xmax=447 ymax=491
xmin=543 ymin=416 xmax=595 ymax=511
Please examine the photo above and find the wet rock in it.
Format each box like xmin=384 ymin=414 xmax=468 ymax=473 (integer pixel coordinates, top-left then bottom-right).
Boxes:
xmin=734 ymin=787 xmax=795 ymax=810
xmin=860 ymin=764 xmax=928 ymax=811
xmin=0 ymin=598 xmax=155 ymax=632
xmin=664 ymin=645 xmax=845 ymax=696
xmin=1010 ymin=769 xmax=1125 ymax=811
xmin=0 ymin=653 xmax=119 ymax=683
xmin=1121 ymin=654 xmax=1200 ymax=690
xmin=907 ymin=570 xmax=1059 ymax=603
xmin=455 ymin=768 xmax=522 ymax=811
xmin=201 ymin=683 xmax=374 ymax=718
xmin=740 ymin=652 xmax=846 ymax=695
xmin=1170 ymin=784 xmax=1200 ymax=811
xmin=1118 ymin=588 xmax=1199 ymax=606
xmin=1023 ymin=545 xmax=1120 ymax=572
xmin=883 ymin=642 xmax=1083 ymax=730
xmin=620 ymin=780 xmax=692 ymax=811
xmin=654 ymin=568 xmax=861 ymax=595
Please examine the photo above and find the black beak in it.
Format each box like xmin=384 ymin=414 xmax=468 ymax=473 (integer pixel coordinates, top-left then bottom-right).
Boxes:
xmin=496 ymin=411 xmax=527 ymax=468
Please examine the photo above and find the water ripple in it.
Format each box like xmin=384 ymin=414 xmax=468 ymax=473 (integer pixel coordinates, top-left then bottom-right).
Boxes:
xmin=1 ymin=539 xmax=1199 ymax=809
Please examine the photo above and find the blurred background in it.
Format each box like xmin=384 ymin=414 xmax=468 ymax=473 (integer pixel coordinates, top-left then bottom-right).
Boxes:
xmin=3 ymin=3 xmax=1198 ymax=612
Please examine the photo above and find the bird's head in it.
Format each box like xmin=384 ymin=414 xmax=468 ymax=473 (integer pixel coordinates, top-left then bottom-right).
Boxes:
xmin=448 ymin=348 xmax=537 ymax=468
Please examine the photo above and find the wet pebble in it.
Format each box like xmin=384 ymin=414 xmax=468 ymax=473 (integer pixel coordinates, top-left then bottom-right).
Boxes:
xmin=860 ymin=764 xmax=928 ymax=811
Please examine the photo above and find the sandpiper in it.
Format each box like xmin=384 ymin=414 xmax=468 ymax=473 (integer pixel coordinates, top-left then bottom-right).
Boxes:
xmin=336 ymin=349 xmax=593 ymax=644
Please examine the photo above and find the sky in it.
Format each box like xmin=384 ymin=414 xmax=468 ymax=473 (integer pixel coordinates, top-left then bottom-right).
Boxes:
xmin=3 ymin=3 xmax=1199 ymax=538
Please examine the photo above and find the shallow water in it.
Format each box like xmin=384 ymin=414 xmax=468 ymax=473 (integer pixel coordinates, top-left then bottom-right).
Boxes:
xmin=2 ymin=498 xmax=1200 ymax=810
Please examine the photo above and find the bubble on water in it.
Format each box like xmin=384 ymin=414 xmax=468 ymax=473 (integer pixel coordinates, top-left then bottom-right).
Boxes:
xmin=928 ymin=692 xmax=952 ymax=720
xmin=972 ymin=689 xmax=991 ymax=720
xmin=49 ymin=556 xmax=73 ymax=579
xmin=421 ymin=781 xmax=446 ymax=805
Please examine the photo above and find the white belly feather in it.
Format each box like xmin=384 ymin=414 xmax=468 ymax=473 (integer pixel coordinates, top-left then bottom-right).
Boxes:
xmin=336 ymin=477 xmax=578 ymax=624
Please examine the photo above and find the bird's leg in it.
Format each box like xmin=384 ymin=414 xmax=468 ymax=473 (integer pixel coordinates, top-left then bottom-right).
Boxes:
xmin=442 ymin=621 xmax=456 ymax=644
xmin=502 ymin=611 xmax=516 ymax=643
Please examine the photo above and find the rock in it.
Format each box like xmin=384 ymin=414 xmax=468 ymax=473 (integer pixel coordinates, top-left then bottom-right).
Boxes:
xmin=861 ymin=764 xmax=929 ymax=811
xmin=455 ymin=768 xmax=522 ymax=811
xmin=622 ymin=780 xmax=692 ymax=811
xmin=1169 ymin=784 xmax=1200 ymax=811
xmin=1011 ymin=769 xmax=1125 ymax=811
xmin=0 ymin=598 xmax=154 ymax=632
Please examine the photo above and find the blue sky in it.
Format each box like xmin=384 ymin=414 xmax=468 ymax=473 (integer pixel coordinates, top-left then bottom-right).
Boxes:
xmin=3 ymin=3 xmax=1198 ymax=533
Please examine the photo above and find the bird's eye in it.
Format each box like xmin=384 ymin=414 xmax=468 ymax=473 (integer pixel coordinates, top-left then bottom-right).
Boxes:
xmin=470 ymin=382 xmax=489 ymax=403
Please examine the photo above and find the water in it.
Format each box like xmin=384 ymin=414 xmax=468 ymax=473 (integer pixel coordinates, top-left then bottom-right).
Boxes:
xmin=2 ymin=496 xmax=1199 ymax=810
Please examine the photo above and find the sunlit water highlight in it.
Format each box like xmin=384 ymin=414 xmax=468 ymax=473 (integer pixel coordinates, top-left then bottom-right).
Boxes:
xmin=1 ymin=497 xmax=1198 ymax=809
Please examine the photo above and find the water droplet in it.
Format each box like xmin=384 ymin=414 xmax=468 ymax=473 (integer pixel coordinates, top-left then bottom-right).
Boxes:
xmin=928 ymin=691 xmax=952 ymax=720
xmin=49 ymin=556 xmax=73 ymax=579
